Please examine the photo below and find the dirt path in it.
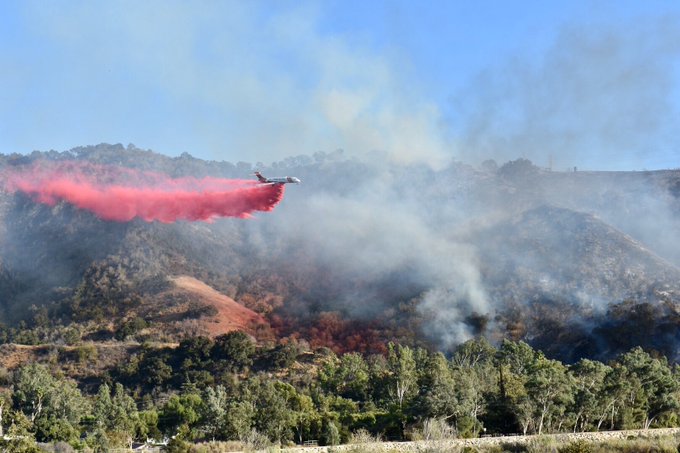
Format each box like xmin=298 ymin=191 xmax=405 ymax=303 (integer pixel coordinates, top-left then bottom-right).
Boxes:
xmin=277 ymin=428 xmax=680 ymax=452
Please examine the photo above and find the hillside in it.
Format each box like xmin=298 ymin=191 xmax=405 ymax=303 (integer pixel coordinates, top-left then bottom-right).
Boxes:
xmin=154 ymin=275 xmax=269 ymax=337
xmin=1 ymin=145 xmax=680 ymax=362
xmin=476 ymin=204 xmax=680 ymax=361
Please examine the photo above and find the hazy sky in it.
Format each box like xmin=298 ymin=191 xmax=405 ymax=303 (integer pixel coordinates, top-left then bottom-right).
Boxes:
xmin=1 ymin=0 xmax=679 ymax=169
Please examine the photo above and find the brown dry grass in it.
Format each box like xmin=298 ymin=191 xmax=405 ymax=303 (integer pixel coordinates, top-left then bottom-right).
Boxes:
xmin=167 ymin=275 xmax=268 ymax=337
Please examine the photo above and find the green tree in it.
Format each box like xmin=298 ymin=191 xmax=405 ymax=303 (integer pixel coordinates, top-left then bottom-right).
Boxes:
xmin=140 ymin=356 xmax=173 ymax=389
xmin=92 ymin=384 xmax=112 ymax=428
xmin=525 ymin=353 xmax=574 ymax=434
xmin=451 ymin=338 xmax=497 ymax=436
xmin=386 ymin=343 xmax=418 ymax=410
xmin=322 ymin=420 xmax=340 ymax=446
xmin=452 ymin=338 xmax=496 ymax=369
xmin=451 ymin=367 xmax=489 ymax=437
xmin=87 ymin=426 xmax=111 ymax=452
xmin=569 ymin=359 xmax=611 ymax=432
xmin=283 ymin=384 xmax=319 ymax=444
xmin=93 ymin=383 xmax=139 ymax=447
xmin=597 ymin=364 xmax=633 ymax=430
xmin=13 ymin=363 xmax=88 ymax=442
xmin=265 ymin=342 xmax=300 ymax=369
xmin=212 ymin=332 xmax=255 ymax=372
xmin=114 ymin=317 xmax=148 ymax=341
xmin=137 ymin=409 xmax=161 ymax=441
xmin=492 ymin=340 xmax=537 ymax=434
xmin=0 ymin=411 xmax=41 ymax=453
xmin=497 ymin=340 xmax=535 ymax=377
xmin=178 ymin=336 xmax=214 ymax=368
xmin=200 ymin=383 xmax=254 ymax=440
xmin=615 ymin=347 xmax=679 ymax=429
xmin=225 ymin=399 xmax=256 ymax=441
xmin=0 ymin=388 xmax=11 ymax=438
xmin=418 ymin=353 xmax=457 ymax=420
xmin=159 ymin=392 xmax=204 ymax=440
xmin=250 ymin=379 xmax=295 ymax=443
xmin=319 ymin=352 xmax=370 ymax=401
xmin=385 ymin=343 xmax=418 ymax=439
xmin=201 ymin=385 xmax=229 ymax=439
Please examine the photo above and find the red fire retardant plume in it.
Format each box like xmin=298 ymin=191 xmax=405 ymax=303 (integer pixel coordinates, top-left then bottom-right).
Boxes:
xmin=1 ymin=161 xmax=285 ymax=222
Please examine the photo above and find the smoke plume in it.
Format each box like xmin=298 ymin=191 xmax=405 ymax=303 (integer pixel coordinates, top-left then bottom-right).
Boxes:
xmin=1 ymin=161 xmax=284 ymax=222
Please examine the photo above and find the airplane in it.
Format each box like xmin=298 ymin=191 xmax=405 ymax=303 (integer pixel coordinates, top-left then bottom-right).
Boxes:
xmin=253 ymin=171 xmax=301 ymax=185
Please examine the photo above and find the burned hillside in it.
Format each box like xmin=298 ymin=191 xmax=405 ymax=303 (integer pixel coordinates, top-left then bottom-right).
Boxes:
xmin=1 ymin=145 xmax=679 ymax=362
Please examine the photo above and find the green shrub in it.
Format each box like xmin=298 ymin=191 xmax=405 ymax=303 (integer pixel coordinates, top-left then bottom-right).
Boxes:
xmin=559 ymin=440 xmax=593 ymax=453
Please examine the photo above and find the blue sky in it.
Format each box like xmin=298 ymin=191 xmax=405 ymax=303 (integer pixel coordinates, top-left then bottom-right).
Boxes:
xmin=1 ymin=0 xmax=679 ymax=170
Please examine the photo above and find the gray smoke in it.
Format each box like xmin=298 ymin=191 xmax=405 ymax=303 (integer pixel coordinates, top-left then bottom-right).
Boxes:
xmin=449 ymin=16 xmax=680 ymax=171
xmin=240 ymin=160 xmax=491 ymax=345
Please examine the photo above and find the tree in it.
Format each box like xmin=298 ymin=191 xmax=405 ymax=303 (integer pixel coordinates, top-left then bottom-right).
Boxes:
xmin=212 ymin=332 xmax=255 ymax=372
xmin=277 ymin=384 xmax=319 ymax=445
xmin=615 ymin=347 xmax=679 ymax=429
xmin=92 ymin=384 xmax=112 ymax=428
xmin=92 ymin=383 xmax=140 ymax=448
xmin=114 ymin=317 xmax=148 ymax=341
xmin=451 ymin=338 xmax=497 ymax=436
xmin=140 ymin=356 xmax=173 ymax=389
xmin=451 ymin=367 xmax=490 ymax=437
xmin=13 ymin=363 xmax=89 ymax=442
xmin=0 ymin=411 xmax=42 ymax=453
xmin=137 ymin=409 xmax=161 ymax=441
xmin=265 ymin=342 xmax=299 ymax=369
xmin=488 ymin=341 xmax=533 ymax=435
xmin=249 ymin=379 xmax=296 ymax=443
xmin=497 ymin=340 xmax=535 ymax=377
xmin=385 ymin=343 xmax=418 ymax=439
xmin=597 ymin=364 xmax=634 ymax=430
xmin=159 ymin=392 xmax=204 ymax=440
xmin=178 ymin=336 xmax=214 ymax=368
xmin=0 ymin=388 xmax=11 ymax=437
xmin=386 ymin=343 xmax=418 ymax=410
xmin=13 ymin=364 xmax=53 ymax=423
xmin=418 ymin=353 xmax=457 ymax=420
xmin=322 ymin=420 xmax=340 ymax=446
xmin=225 ymin=399 xmax=256 ymax=441
xmin=498 ymin=158 xmax=539 ymax=181
xmin=452 ymin=338 xmax=496 ymax=369
xmin=569 ymin=359 xmax=611 ymax=432
xmin=319 ymin=352 xmax=370 ymax=402
xmin=525 ymin=353 xmax=574 ymax=434
xmin=201 ymin=385 xmax=229 ymax=439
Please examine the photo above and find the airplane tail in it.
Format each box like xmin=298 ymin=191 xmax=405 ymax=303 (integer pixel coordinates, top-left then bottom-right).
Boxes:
xmin=253 ymin=171 xmax=267 ymax=183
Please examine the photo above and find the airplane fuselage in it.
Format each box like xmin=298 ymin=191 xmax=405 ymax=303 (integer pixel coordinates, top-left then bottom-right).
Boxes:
xmin=254 ymin=172 xmax=301 ymax=184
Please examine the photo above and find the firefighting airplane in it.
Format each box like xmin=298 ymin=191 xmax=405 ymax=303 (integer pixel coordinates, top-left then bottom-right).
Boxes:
xmin=253 ymin=171 xmax=301 ymax=185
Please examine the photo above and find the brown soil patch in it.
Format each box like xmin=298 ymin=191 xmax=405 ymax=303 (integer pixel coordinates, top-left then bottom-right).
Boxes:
xmin=167 ymin=275 xmax=268 ymax=337
xmin=0 ymin=344 xmax=40 ymax=369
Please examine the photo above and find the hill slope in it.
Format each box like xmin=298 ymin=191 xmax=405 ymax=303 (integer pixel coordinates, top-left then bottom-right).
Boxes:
xmin=2 ymin=145 xmax=680 ymax=361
